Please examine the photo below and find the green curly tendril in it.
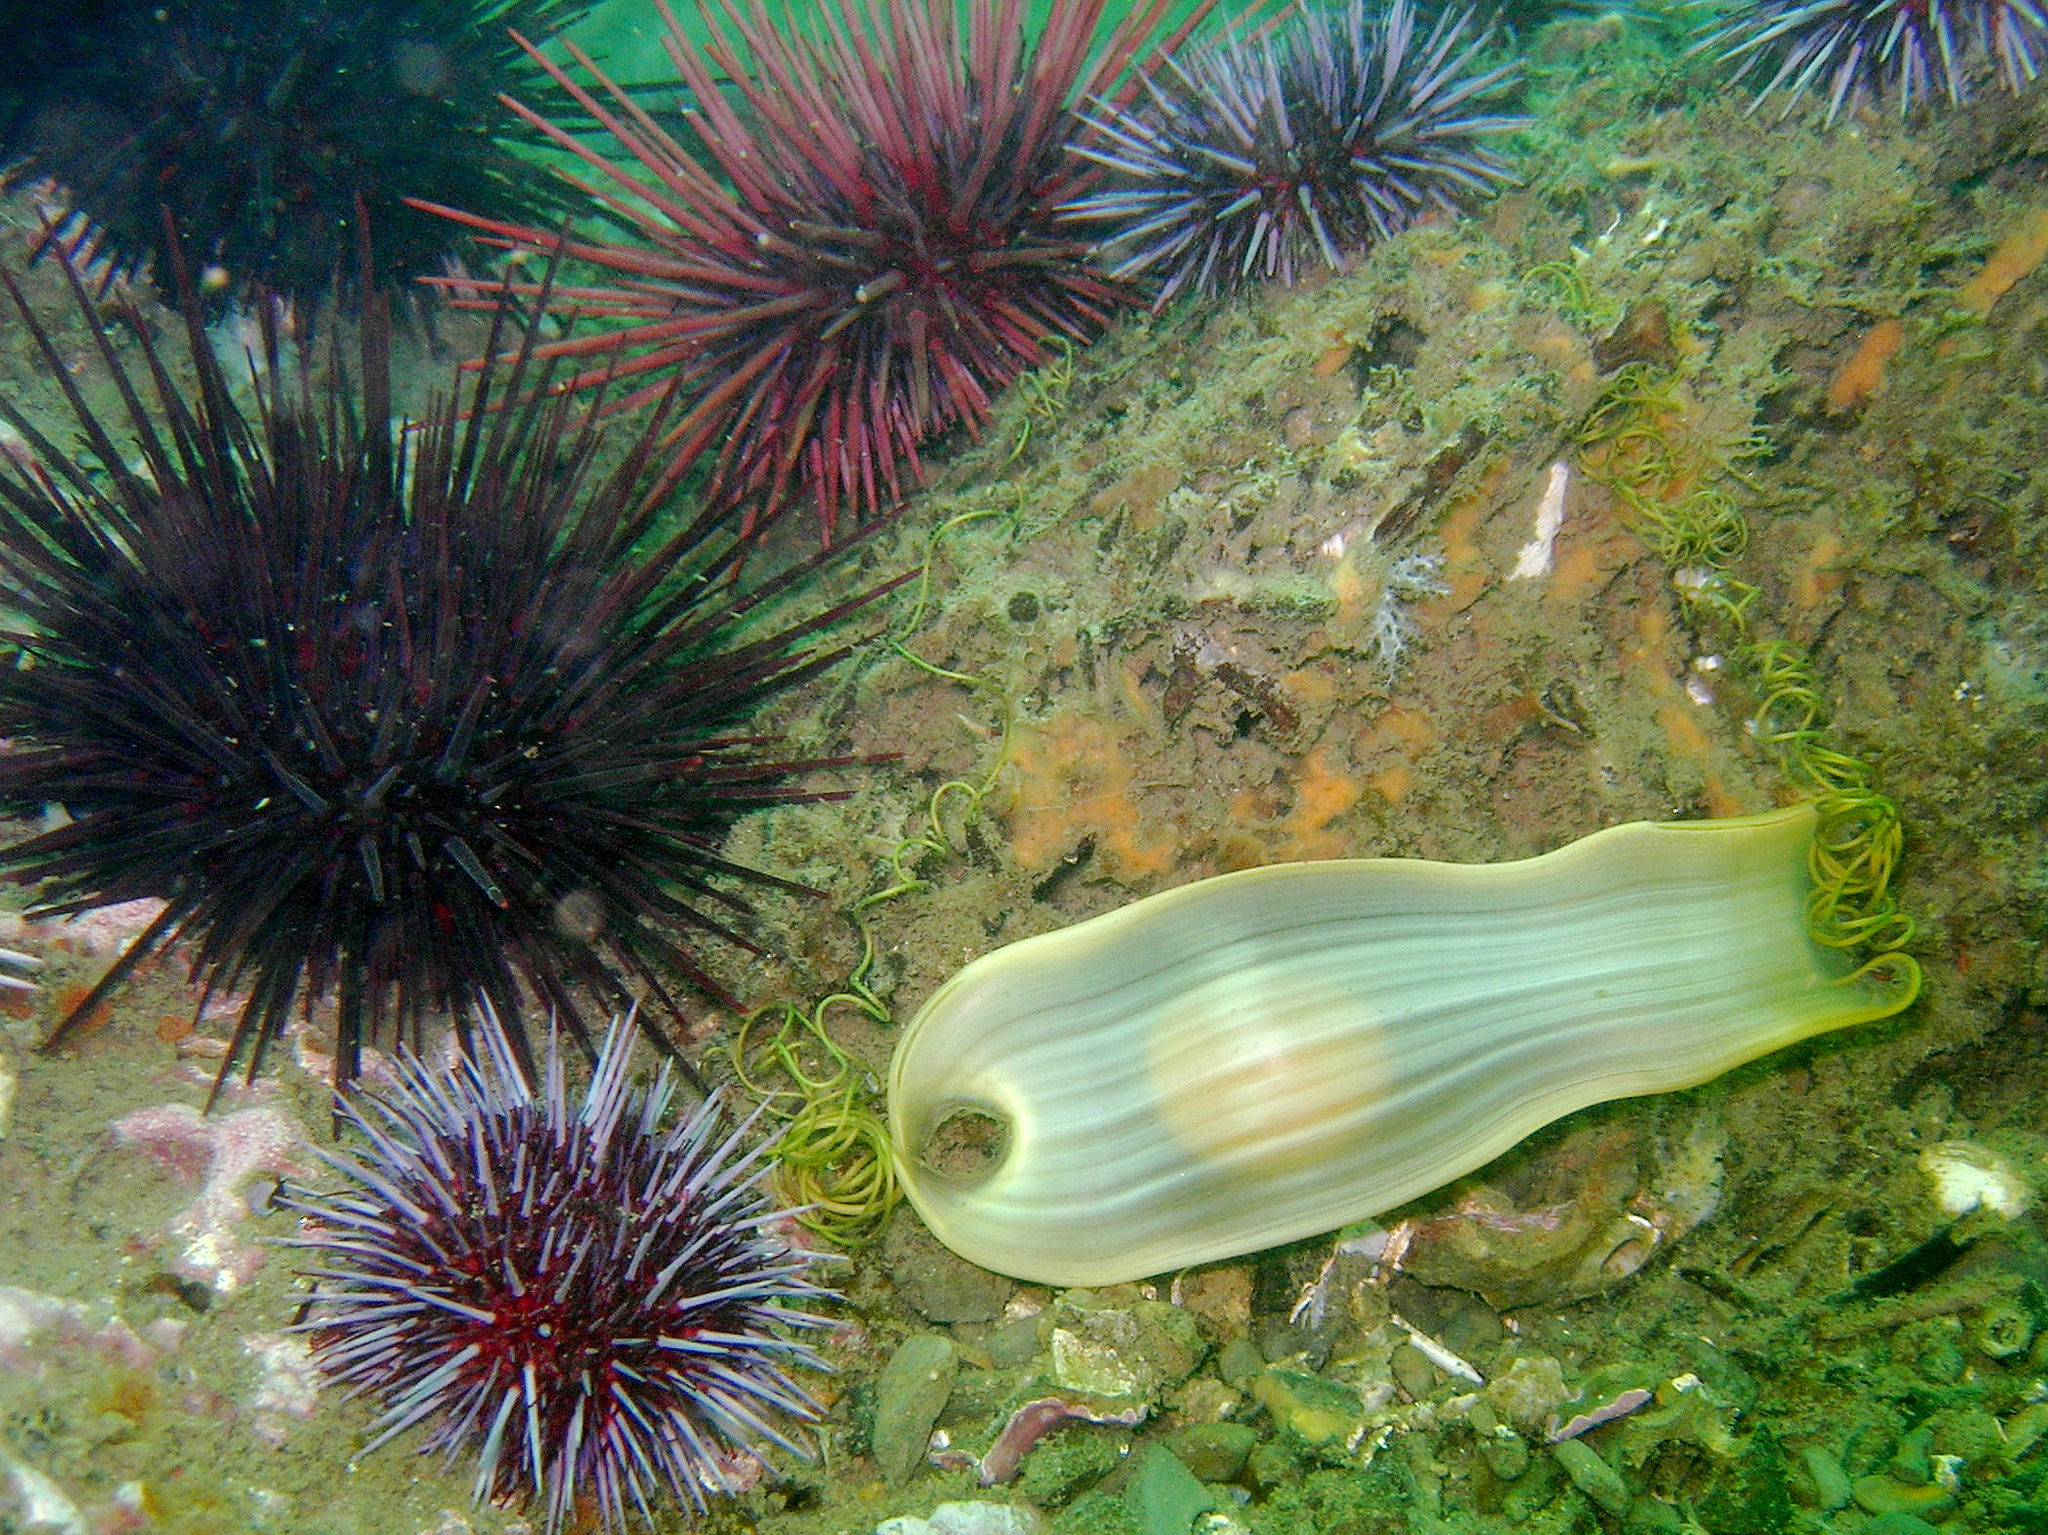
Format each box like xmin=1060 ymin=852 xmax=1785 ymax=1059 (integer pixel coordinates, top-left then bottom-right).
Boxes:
xmin=1743 ymin=640 xmax=1921 ymax=1008
xmin=1572 ymin=362 xmax=1765 ymax=628
xmin=1563 ymin=340 xmax=1921 ymax=1011
xmin=733 ymin=504 xmax=1020 ymax=1246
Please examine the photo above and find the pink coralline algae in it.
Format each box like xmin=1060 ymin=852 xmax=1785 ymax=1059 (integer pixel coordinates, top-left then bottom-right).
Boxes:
xmin=975 ymin=1397 xmax=1150 ymax=1485
xmin=0 ymin=1284 xmax=184 ymax=1376
xmin=111 ymin=1101 xmax=310 ymax=1293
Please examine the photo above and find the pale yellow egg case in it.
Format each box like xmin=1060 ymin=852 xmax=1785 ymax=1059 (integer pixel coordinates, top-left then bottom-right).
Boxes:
xmin=887 ymin=802 xmax=1915 ymax=1286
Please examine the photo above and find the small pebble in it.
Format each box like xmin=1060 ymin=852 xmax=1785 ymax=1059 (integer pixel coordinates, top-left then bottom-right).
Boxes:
xmin=1552 ymin=1438 xmax=1631 ymax=1518
xmin=1851 ymin=1474 xmax=1956 ymax=1522
xmin=1390 ymin=1341 xmax=1437 ymax=1400
xmin=1799 ymin=1446 xmax=1853 ymax=1510
xmin=1165 ymin=1422 xmax=1259 ymax=1483
xmin=871 ymin=1334 xmax=959 ymax=1483
xmin=1478 ymin=1424 xmax=1530 ymax=1482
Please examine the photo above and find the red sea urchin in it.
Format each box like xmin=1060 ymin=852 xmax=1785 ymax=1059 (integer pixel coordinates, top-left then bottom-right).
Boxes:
xmin=0 ymin=242 xmax=895 ymax=1097
xmin=276 ymin=1012 xmax=833 ymax=1533
xmin=414 ymin=0 xmax=1212 ymax=545
xmin=1059 ymin=0 xmax=1523 ymax=307
xmin=1697 ymin=0 xmax=2045 ymax=120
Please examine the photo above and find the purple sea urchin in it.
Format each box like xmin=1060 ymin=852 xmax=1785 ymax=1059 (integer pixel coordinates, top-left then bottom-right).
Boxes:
xmin=1697 ymin=0 xmax=2046 ymax=120
xmin=1059 ymin=0 xmax=1522 ymax=307
xmin=0 ymin=0 xmax=602 ymax=308
xmin=0 ymin=242 xmax=893 ymax=1096
xmin=277 ymin=1012 xmax=832 ymax=1533
xmin=416 ymin=0 xmax=1211 ymax=546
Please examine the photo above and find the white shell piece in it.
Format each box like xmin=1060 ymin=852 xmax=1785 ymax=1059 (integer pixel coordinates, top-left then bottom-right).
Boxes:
xmin=888 ymin=805 xmax=1911 ymax=1285
xmin=1918 ymin=1140 xmax=2035 ymax=1218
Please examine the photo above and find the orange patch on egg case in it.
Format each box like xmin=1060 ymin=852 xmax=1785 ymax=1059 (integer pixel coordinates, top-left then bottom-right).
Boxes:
xmin=1656 ymin=700 xmax=1713 ymax=760
xmin=1369 ymin=763 xmax=1415 ymax=805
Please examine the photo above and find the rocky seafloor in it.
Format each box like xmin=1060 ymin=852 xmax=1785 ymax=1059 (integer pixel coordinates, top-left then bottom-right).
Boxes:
xmin=3 ymin=12 xmax=2047 ymax=1535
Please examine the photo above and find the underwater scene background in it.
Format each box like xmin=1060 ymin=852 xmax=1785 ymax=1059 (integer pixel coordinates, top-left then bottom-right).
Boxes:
xmin=0 ymin=0 xmax=2044 ymax=1533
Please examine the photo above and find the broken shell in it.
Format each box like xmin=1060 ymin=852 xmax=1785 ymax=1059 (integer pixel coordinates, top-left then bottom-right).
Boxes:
xmin=889 ymin=805 xmax=1913 ymax=1285
xmin=1918 ymin=1140 xmax=2035 ymax=1219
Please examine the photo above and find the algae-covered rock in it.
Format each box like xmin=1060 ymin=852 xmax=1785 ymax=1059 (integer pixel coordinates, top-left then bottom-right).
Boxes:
xmin=872 ymin=1333 xmax=960 ymax=1483
xmin=1050 ymin=1489 xmax=1138 ymax=1535
xmin=1695 ymin=1429 xmax=1793 ymax=1535
xmin=1248 ymin=1368 xmax=1364 ymax=1446
xmin=1165 ymin=1421 xmax=1259 ymax=1483
xmin=1048 ymin=1293 xmax=1206 ymax=1399
xmin=884 ymin=1210 xmax=1016 ymax=1324
xmin=1129 ymin=1441 xmax=1217 ymax=1535
xmin=1017 ymin=1421 xmax=1122 ymax=1506
xmin=1553 ymin=1438 xmax=1631 ymax=1518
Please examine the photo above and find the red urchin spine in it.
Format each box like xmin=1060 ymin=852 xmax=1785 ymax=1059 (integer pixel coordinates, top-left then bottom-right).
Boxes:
xmin=413 ymin=0 xmax=1214 ymax=546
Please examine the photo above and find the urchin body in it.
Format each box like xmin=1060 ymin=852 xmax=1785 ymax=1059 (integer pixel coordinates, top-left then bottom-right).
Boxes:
xmin=0 ymin=245 xmax=884 ymax=1093
xmin=1059 ymin=0 xmax=1522 ymax=306
xmin=0 ymin=0 xmax=597 ymax=306
xmin=279 ymin=1015 xmax=832 ymax=1532
xmin=418 ymin=0 xmax=1210 ymax=544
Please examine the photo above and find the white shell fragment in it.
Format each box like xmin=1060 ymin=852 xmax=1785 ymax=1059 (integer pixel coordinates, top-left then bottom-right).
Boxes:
xmin=889 ymin=805 xmax=1914 ymax=1285
xmin=1918 ymin=1140 xmax=2035 ymax=1219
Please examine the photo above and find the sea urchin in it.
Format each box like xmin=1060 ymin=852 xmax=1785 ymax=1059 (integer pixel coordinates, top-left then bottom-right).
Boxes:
xmin=0 ymin=240 xmax=891 ymax=1096
xmin=416 ymin=0 xmax=1212 ymax=545
xmin=0 ymin=0 xmax=605 ymax=307
xmin=1697 ymin=0 xmax=2046 ymax=120
xmin=1059 ymin=0 xmax=1523 ymax=307
xmin=276 ymin=1011 xmax=833 ymax=1533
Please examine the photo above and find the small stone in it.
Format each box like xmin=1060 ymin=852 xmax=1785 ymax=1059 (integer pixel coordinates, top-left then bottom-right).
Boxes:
xmin=1889 ymin=1422 xmax=1934 ymax=1485
xmin=1860 ymin=1515 xmax=1942 ymax=1535
xmin=1486 ymin=1355 xmax=1572 ymax=1433
xmin=877 ymin=1502 xmax=1044 ymax=1535
xmin=1552 ymin=1438 xmax=1631 ymax=1518
xmin=1216 ymin=1337 xmax=1265 ymax=1390
xmin=1050 ymin=1297 xmax=1205 ymax=1399
xmin=1017 ymin=1423 xmax=1121 ymax=1507
xmin=871 ymin=1334 xmax=959 ymax=1483
xmin=1246 ymin=1437 xmax=1305 ymax=1491
xmin=1797 ymin=1446 xmax=1853 ymax=1510
xmin=1477 ymin=1423 xmax=1529 ymax=1482
xmin=1169 ymin=1375 xmax=1243 ymax=1426
xmin=883 ymin=1210 xmax=1015 ymax=1324
xmin=1171 ymin=1267 xmax=1253 ymax=1341
xmin=1390 ymin=1341 xmax=1437 ymax=1400
xmin=1850 ymin=1474 xmax=1956 ymax=1522
xmin=983 ymin=1313 xmax=1043 ymax=1371
xmin=1165 ymin=1422 xmax=1259 ymax=1483
xmin=1129 ymin=1441 xmax=1215 ymax=1535
xmin=1249 ymin=1370 xmax=1361 ymax=1446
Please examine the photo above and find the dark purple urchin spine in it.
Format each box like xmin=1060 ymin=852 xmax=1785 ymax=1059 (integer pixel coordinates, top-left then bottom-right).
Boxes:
xmin=1059 ymin=0 xmax=1524 ymax=307
xmin=0 ymin=0 xmax=602 ymax=310
xmin=1697 ymin=0 xmax=2046 ymax=121
xmin=0 ymin=233 xmax=897 ymax=1099
xmin=277 ymin=1013 xmax=833 ymax=1533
